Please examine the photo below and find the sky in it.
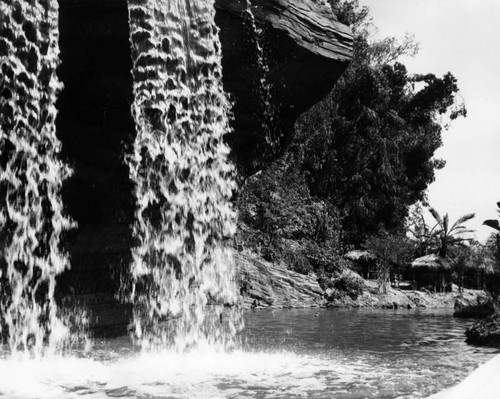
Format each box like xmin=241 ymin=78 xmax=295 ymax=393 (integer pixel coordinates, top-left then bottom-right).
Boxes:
xmin=359 ymin=0 xmax=500 ymax=242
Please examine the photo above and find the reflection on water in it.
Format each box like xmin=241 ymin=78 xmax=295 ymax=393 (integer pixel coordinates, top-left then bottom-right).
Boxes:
xmin=0 ymin=309 xmax=498 ymax=399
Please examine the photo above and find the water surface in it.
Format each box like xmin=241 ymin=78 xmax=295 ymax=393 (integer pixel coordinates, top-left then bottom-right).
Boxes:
xmin=0 ymin=308 xmax=497 ymax=399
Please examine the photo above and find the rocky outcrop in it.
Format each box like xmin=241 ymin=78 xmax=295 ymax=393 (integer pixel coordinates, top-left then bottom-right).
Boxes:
xmin=453 ymin=295 xmax=495 ymax=318
xmin=326 ymin=280 xmax=487 ymax=310
xmin=215 ymin=0 xmax=353 ymax=173
xmin=465 ymin=313 xmax=500 ymax=347
xmin=236 ymin=253 xmax=324 ymax=308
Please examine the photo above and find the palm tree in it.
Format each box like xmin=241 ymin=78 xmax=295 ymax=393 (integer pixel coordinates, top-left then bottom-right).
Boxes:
xmin=426 ymin=208 xmax=475 ymax=259
xmin=484 ymin=202 xmax=500 ymax=256
xmin=484 ymin=202 xmax=500 ymax=272
xmin=483 ymin=202 xmax=500 ymax=232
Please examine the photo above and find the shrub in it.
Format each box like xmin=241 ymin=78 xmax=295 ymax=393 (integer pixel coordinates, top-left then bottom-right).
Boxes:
xmin=330 ymin=270 xmax=365 ymax=299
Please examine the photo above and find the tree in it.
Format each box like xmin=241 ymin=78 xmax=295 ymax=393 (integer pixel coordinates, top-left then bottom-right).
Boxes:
xmin=406 ymin=201 xmax=438 ymax=256
xmin=483 ymin=203 xmax=500 ymax=304
xmin=425 ymin=208 xmax=475 ymax=259
xmin=289 ymin=1 xmax=466 ymax=244
xmin=365 ymin=233 xmax=415 ymax=294
xmin=236 ymin=0 xmax=467 ymax=281
xmin=237 ymin=156 xmax=344 ymax=275
xmin=484 ymin=202 xmax=500 ymax=255
xmin=448 ymin=244 xmax=474 ymax=295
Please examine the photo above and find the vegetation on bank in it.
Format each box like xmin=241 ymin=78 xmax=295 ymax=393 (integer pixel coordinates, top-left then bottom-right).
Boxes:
xmin=235 ymin=0 xmax=500 ymax=304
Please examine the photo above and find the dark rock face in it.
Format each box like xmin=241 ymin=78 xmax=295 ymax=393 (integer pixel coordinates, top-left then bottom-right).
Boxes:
xmin=52 ymin=0 xmax=352 ymax=299
xmin=215 ymin=0 xmax=353 ymax=173
xmin=466 ymin=313 xmax=500 ymax=347
xmin=56 ymin=0 xmax=136 ymax=297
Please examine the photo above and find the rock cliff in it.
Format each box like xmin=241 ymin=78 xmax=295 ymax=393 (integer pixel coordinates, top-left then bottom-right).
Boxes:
xmin=215 ymin=0 xmax=353 ymax=173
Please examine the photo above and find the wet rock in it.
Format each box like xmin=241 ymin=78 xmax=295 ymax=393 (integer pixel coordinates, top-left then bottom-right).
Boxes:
xmin=453 ymin=295 xmax=495 ymax=318
xmin=236 ymin=253 xmax=324 ymax=308
xmin=465 ymin=313 xmax=500 ymax=347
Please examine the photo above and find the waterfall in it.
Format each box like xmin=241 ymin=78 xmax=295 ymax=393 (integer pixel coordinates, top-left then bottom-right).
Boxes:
xmin=0 ymin=0 xmax=74 ymax=355
xmin=244 ymin=0 xmax=275 ymax=146
xmin=126 ymin=0 xmax=241 ymax=351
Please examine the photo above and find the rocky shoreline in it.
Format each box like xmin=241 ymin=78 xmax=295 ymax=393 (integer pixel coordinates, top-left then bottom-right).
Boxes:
xmin=236 ymin=252 xmax=487 ymax=311
xmin=74 ymin=252 xmax=495 ymax=339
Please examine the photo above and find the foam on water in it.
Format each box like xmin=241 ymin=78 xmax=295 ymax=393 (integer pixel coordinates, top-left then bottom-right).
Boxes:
xmin=125 ymin=0 xmax=241 ymax=351
xmin=0 ymin=0 xmax=74 ymax=356
xmin=0 ymin=346 xmax=489 ymax=399
xmin=0 ymin=349 xmax=387 ymax=399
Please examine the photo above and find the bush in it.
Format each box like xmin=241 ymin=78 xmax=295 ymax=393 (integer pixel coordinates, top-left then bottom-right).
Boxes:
xmin=324 ymin=269 xmax=365 ymax=299
xmin=236 ymin=158 xmax=345 ymax=276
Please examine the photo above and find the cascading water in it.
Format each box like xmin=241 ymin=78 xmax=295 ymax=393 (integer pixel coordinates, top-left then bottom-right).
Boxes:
xmin=126 ymin=0 xmax=241 ymax=351
xmin=0 ymin=0 xmax=74 ymax=356
xmin=244 ymin=0 xmax=276 ymax=148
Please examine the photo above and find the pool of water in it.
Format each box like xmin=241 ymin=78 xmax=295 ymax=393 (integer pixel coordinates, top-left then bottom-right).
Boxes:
xmin=0 ymin=308 xmax=497 ymax=399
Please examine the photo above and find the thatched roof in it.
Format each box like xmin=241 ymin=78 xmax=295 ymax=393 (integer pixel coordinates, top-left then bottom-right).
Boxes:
xmin=345 ymin=250 xmax=376 ymax=262
xmin=411 ymin=254 xmax=451 ymax=270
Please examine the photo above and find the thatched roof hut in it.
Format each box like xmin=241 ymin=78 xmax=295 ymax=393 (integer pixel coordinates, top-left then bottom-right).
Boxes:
xmin=411 ymin=254 xmax=451 ymax=270
xmin=410 ymin=254 xmax=451 ymax=292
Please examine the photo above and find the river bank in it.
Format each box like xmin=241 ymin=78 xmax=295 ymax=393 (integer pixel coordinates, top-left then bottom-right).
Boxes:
xmin=236 ymin=252 xmax=487 ymax=311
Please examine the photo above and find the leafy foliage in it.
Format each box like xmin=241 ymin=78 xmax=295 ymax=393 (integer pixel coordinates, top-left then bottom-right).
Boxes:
xmin=236 ymin=1 xmax=467 ymax=288
xmin=237 ymin=157 xmax=345 ymax=275
xmin=483 ymin=204 xmax=500 ymax=302
xmin=483 ymin=202 xmax=500 ymax=233
xmin=364 ymin=233 xmax=415 ymax=293
xmin=287 ymin=0 xmax=467 ymax=244
xmin=322 ymin=269 xmax=365 ymax=300
xmin=424 ymin=208 xmax=475 ymax=258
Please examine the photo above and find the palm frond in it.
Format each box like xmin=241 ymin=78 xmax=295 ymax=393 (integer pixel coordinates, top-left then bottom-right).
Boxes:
xmin=450 ymin=213 xmax=475 ymax=232
xmin=428 ymin=207 xmax=442 ymax=226
xmin=484 ymin=219 xmax=500 ymax=232
xmin=450 ymin=228 xmax=475 ymax=235
xmin=427 ymin=221 xmax=441 ymax=237
xmin=443 ymin=214 xmax=449 ymax=233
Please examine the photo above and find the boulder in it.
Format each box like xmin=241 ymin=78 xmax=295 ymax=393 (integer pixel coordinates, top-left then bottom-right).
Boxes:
xmin=453 ymin=295 xmax=495 ymax=318
xmin=465 ymin=313 xmax=500 ymax=347
xmin=236 ymin=253 xmax=324 ymax=308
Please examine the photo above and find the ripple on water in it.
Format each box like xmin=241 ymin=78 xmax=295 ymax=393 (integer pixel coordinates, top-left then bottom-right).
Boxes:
xmin=0 ymin=309 xmax=498 ymax=399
